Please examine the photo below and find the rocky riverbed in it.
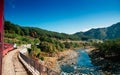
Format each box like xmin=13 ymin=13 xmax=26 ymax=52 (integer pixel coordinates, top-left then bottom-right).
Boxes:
xmin=45 ymin=49 xmax=120 ymax=75
xmin=58 ymin=50 xmax=78 ymax=66
xmin=44 ymin=49 xmax=78 ymax=73
xmin=44 ymin=49 xmax=104 ymax=74
xmin=59 ymin=49 xmax=103 ymax=75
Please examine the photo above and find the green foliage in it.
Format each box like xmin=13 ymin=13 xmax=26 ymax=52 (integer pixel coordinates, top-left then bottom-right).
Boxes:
xmin=95 ymin=38 xmax=120 ymax=56
xmin=39 ymin=42 xmax=56 ymax=53
xmin=28 ymin=48 xmax=31 ymax=54
xmin=4 ymin=32 xmax=18 ymax=39
xmin=39 ymin=36 xmax=83 ymax=53
xmin=63 ymin=42 xmax=71 ymax=49
xmin=63 ymin=41 xmax=82 ymax=49
xmin=40 ymin=56 xmax=44 ymax=61
xmin=36 ymin=53 xmax=40 ymax=58
xmin=39 ymin=37 xmax=65 ymax=52
xmin=34 ymin=38 xmax=40 ymax=44
xmin=4 ymin=31 xmax=35 ymax=45
xmin=28 ymin=45 xmax=41 ymax=58
xmin=4 ymin=21 xmax=87 ymax=41
xmin=73 ymin=42 xmax=80 ymax=48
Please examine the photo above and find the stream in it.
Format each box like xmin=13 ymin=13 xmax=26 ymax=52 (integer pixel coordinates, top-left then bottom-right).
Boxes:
xmin=60 ymin=49 xmax=101 ymax=75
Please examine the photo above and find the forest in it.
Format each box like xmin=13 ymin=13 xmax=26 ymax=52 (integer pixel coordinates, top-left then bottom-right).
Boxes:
xmin=4 ymin=21 xmax=90 ymax=41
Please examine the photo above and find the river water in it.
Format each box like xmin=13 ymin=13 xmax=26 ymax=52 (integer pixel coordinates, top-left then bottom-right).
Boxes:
xmin=61 ymin=49 xmax=101 ymax=74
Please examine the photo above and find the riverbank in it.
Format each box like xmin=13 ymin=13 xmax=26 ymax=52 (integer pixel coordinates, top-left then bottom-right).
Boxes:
xmin=58 ymin=49 xmax=78 ymax=66
xmin=43 ymin=47 xmax=96 ymax=73
xmin=60 ymin=49 xmax=105 ymax=74
xmin=89 ymin=50 xmax=120 ymax=74
xmin=43 ymin=49 xmax=78 ymax=72
xmin=84 ymin=46 xmax=96 ymax=53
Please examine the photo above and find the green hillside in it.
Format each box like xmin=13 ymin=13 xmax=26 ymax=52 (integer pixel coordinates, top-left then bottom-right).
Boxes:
xmin=4 ymin=21 xmax=85 ymax=57
xmin=4 ymin=21 xmax=82 ymax=41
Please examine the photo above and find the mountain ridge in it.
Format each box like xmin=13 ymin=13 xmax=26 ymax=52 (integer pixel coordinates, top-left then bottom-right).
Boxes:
xmin=74 ymin=22 xmax=120 ymax=39
xmin=5 ymin=21 xmax=120 ymax=40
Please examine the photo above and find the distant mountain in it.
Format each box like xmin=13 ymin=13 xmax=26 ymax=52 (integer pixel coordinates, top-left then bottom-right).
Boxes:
xmin=5 ymin=21 xmax=120 ymax=40
xmin=74 ymin=22 xmax=120 ymax=39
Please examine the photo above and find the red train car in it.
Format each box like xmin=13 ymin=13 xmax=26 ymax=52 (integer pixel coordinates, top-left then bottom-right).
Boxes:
xmin=2 ymin=43 xmax=14 ymax=56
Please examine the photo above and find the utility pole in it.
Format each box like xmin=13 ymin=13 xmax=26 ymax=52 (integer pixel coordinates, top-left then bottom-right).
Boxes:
xmin=0 ymin=0 xmax=4 ymax=75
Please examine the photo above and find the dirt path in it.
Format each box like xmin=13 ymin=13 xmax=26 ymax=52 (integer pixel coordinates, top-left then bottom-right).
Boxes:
xmin=2 ymin=49 xmax=28 ymax=75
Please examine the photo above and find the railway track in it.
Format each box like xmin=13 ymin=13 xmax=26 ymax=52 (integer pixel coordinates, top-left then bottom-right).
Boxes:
xmin=2 ymin=48 xmax=28 ymax=75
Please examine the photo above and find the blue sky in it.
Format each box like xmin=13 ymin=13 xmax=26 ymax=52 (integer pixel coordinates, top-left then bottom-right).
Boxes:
xmin=4 ymin=0 xmax=120 ymax=34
